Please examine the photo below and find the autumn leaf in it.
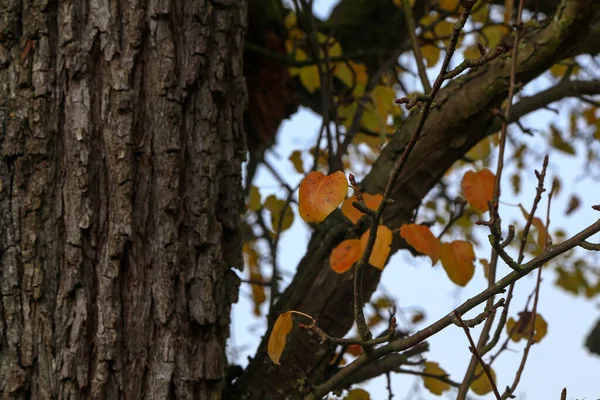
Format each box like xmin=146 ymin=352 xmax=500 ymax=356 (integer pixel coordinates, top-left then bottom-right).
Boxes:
xmin=289 ymin=150 xmax=305 ymax=174
xmin=422 ymin=361 xmax=451 ymax=395
xmin=481 ymin=25 xmax=509 ymax=48
xmin=439 ymin=0 xmax=460 ymax=12
xmin=341 ymin=193 xmax=383 ymax=224
xmin=298 ymin=171 xmax=348 ymax=223
xmin=399 ymin=224 xmax=441 ymax=265
xmin=550 ymin=124 xmax=576 ymax=155
xmin=250 ymin=272 xmax=266 ymax=315
xmin=421 ymin=44 xmax=440 ymax=67
xmin=247 ymin=186 xmax=261 ymax=211
xmin=565 ymin=195 xmax=581 ymax=216
xmin=440 ymin=241 xmax=475 ymax=286
xmin=268 ymin=312 xmax=294 ymax=364
xmin=344 ymin=388 xmax=370 ymax=400
xmin=461 ymin=169 xmax=495 ymax=213
xmin=265 ymin=195 xmax=294 ymax=232
xmin=466 ymin=137 xmax=491 ymax=161
xmin=346 ymin=344 xmax=364 ymax=357
xmin=330 ymin=239 xmax=362 ymax=274
xmin=470 ymin=364 xmax=497 ymax=395
xmin=519 ymin=204 xmax=551 ymax=248
xmin=289 ymin=49 xmax=320 ymax=93
xmin=334 ymin=60 xmax=368 ymax=94
xmin=506 ymin=312 xmax=548 ymax=343
xmin=360 ymin=225 xmax=393 ymax=270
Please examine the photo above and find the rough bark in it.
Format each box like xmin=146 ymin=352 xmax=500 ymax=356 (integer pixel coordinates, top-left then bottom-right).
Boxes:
xmin=229 ymin=1 xmax=600 ymax=398
xmin=0 ymin=0 xmax=246 ymax=399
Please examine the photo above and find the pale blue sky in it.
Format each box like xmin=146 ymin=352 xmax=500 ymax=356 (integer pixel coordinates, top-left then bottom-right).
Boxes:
xmin=231 ymin=1 xmax=600 ymax=399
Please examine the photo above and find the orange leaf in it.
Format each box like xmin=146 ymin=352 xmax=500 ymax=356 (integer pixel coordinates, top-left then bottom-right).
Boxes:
xmin=268 ymin=312 xmax=294 ymax=365
xmin=506 ymin=312 xmax=548 ymax=343
xmin=360 ymin=225 xmax=393 ymax=270
xmin=399 ymin=224 xmax=441 ymax=265
xmin=298 ymin=171 xmax=348 ymax=223
xmin=341 ymin=193 xmax=383 ymax=224
xmin=346 ymin=344 xmax=364 ymax=357
xmin=461 ymin=169 xmax=495 ymax=213
xmin=330 ymin=239 xmax=362 ymax=273
xmin=440 ymin=241 xmax=475 ymax=286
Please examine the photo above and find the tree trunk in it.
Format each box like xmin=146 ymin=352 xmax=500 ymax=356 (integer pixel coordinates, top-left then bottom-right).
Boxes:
xmin=0 ymin=1 xmax=247 ymax=399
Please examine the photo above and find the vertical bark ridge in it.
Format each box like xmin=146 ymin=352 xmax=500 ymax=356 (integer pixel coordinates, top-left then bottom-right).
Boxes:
xmin=0 ymin=0 xmax=247 ymax=398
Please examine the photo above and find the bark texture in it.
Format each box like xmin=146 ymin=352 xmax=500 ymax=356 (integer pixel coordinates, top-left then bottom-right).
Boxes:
xmin=0 ymin=0 xmax=247 ymax=398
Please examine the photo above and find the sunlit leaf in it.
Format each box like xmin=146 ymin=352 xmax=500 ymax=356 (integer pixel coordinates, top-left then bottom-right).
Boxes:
xmin=360 ymin=225 xmax=393 ymax=270
xmin=440 ymin=241 xmax=475 ymax=286
xmin=268 ymin=312 xmax=294 ymax=364
xmin=400 ymin=224 xmax=441 ymax=265
xmin=289 ymin=150 xmax=305 ymax=174
xmin=422 ymin=361 xmax=451 ymax=395
xmin=341 ymin=193 xmax=383 ymax=224
xmin=461 ymin=169 xmax=495 ymax=213
xmin=298 ymin=171 xmax=348 ymax=223
xmin=330 ymin=239 xmax=362 ymax=273
xmin=470 ymin=364 xmax=497 ymax=395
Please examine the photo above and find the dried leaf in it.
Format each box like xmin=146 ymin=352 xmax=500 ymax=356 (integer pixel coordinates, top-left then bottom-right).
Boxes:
xmin=268 ymin=312 xmax=294 ymax=364
xmin=422 ymin=361 xmax=451 ymax=395
xmin=399 ymin=224 xmax=441 ymax=265
xmin=330 ymin=239 xmax=362 ymax=274
xmin=551 ymin=124 xmax=575 ymax=155
xmin=298 ymin=171 xmax=348 ymax=223
xmin=440 ymin=241 xmax=475 ymax=286
xmin=360 ymin=225 xmax=393 ymax=270
xmin=461 ymin=169 xmax=495 ymax=213
xmin=341 ymin=193 xmax=383 ymax=224
xmin=565 ymin=195 xmax=581 ymax=216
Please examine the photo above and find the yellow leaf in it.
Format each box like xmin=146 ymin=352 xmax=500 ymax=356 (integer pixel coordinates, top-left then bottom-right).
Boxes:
xmin=334 ymin=61 xmax=368 ymax=94
xmin=461 ymin=169 xmax=495 ymax=213
xmin=344 ymin=388 xmax=370 ymax=400
xmin=472 ymin=0 xmax=489 ymax=23
xmin=330 ymin=239 xmax=362 ymax=274
xmin=265 ymin=195 xmax=294 ymax=232
xmin=506 ymin=312 xmax=548 ymax=343
xmin=289 ymin=150 xmax=305 ymax=174
xmin=440 ymin=240 xmax=475 ymax=286
xmin=466 ymin=138 xmax=491 ymax=160
xmin=421 ymin=44 xmax=440 ymax=67
xmin=422 ymin=361 xmax=451 ymax=395
xmin=399 ymin=224 xmax=441 ymax=265
xmin=439 ymin=0 xmax=460 ymax=12
xmin=480 ymin=258 xmax=490 ymax=280
xmin=360 ymin=225 xmax=393 ymax=270
xmin=463 ymin=44 xmax=482 ymax=60
xmin=550 ymin=60 xmax=579 ymax=78
xmin=268 ymin=312 xmax=294 ymax=364
xmin=550 ymin=124 xmax=575 ymax=155
xmin=247 ymin=186 xmax=261 ymax=211
xmin=289 ymin=50 xmax=320 ymax=93
xmin=284 ymin=12 xmax=297 ymax=29
xmin=481 ymin=25 xmax=509 ymax=48
xmin=341 ymin=193 xmax=383 ymax=224
xmin=470 ymin=364 xmax=496 ymax=395
xmin=298 ymin=171 xmax=348 ymax=223
xmin=250 ymin=272 xmax=266 ymax=316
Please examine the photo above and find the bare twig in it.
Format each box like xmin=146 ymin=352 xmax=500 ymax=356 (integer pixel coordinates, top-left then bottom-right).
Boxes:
xmin=402 ymin=0 xmax=432 ymax=92
xmin=454 ymin=311 xmax=502 ymax=400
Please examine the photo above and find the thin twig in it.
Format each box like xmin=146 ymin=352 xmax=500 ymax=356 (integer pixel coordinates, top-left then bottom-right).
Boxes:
xmin=454 ymin=311 xmax=502 ymax=400
xmin=402 ymin=0 xmax=432 ymax=92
